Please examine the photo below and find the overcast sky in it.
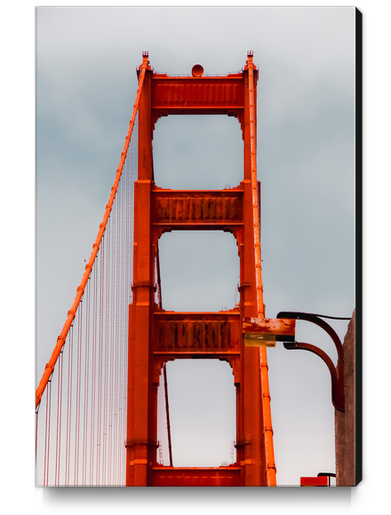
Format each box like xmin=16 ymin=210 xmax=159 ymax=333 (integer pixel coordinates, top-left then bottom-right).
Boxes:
xmin=35 ymin=6 xmax=356 ymax=487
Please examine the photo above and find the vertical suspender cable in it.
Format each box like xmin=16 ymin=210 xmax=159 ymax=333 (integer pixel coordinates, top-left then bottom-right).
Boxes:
xmin=55 ymin=351 xmax=64 ymax=486
xmin=43 ymin=380 xmax=52 ymax=486
xmin=107 ymin=206 xmax=115 ymax=485
xmin=156 ymin=246 xmax=173 ymax=467
xmin=90 ymin=259 xmax=98 ymax=485
xmin=113 ymin=194 xmax=119 ymax=485
xmin=96 ymin=237 xmax=105 ymax=485
xmin=35 ymin=61 xmax=148 ymax=410
xmin=65 ymin=325 xmax=74 ymax=486
xmin=102 ymin=224 xmax=111 ymax=485
xmin=82 ymin=283 xmax=91 ymax=486
xmin=35 ymin=410 xmax=39 ymax=465
xmin=74 ymin=304 xmax=83 ymax=485
xmin=162 ymin=364 xmax=173 ymax=467
xmin=247 ymin=52 xmax=277 ymax=487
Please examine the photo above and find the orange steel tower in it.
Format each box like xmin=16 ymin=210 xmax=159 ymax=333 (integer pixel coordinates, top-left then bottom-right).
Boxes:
xmin=126 ymin=52 xmax=276 ymax=487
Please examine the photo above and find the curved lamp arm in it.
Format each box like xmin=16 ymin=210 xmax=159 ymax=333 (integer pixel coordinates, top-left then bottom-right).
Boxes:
xmin=277 ymin=312 xmax=345 ymax=412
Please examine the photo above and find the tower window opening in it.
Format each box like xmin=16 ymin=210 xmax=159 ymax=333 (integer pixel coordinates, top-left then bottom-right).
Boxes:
xmin=157 ymin=360 xmax=236 ymax=467
xmin=153 ymin=115 xmax=243 ymax=190
xmin=158 ymin=231 xmax=240 ymax=313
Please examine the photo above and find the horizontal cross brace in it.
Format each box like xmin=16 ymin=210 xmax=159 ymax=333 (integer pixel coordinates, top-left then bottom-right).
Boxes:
xmin=151 ymin=188 xmax=243 ymax=229
xmin=152 ymin=466 xmax=242 ymax=487
xmin=152 ymin=75 xmax=244 ymax=112
xmin=153 ymin=310 xmax=241 ymax=355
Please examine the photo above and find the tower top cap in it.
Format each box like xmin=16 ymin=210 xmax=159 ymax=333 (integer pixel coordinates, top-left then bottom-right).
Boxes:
xmin=191 ymin=64 xmax=204 ymax=77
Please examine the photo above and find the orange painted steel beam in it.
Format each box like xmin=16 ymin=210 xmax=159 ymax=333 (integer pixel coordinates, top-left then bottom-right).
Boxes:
xmin=247 ymin=51 xmax=276 ymax=486
xmin=153 ymin=309 xmax=241 ymax=357
xmin=151 ymin=187 xmax=244 ymax=231
xmin=151 ymin=74 xmax=244 ymax=119
xmin=126 ymin=53 xmax=156 ymax=486
xmin=247 ymin=52 xmax=264 ymax=316
xmin=235 ymin=51 xmax=269 ymax=486
xmin=35 ymin=53 xmax=148 ymax=410
xmin=152 ymin=466 xmax=242 ymax=487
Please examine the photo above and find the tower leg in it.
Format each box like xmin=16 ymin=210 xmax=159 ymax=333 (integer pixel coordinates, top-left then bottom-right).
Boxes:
xmin=126 ymin=67 xmax=156 ymax=486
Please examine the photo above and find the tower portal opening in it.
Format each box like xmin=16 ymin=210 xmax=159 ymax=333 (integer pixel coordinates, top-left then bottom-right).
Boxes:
xmin=158 ymin=231 xmax=240 ymax=312
xmin=157 ymin=359 xmax=236 ymax=467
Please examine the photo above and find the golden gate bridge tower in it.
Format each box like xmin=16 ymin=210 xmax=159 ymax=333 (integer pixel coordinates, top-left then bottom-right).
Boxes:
xmin=36 ymin=51 xmax=292 ymax=487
